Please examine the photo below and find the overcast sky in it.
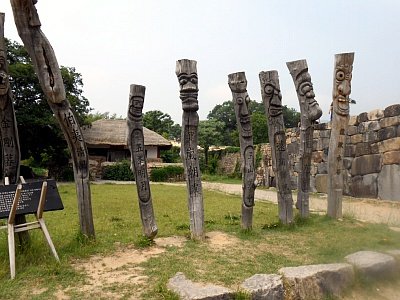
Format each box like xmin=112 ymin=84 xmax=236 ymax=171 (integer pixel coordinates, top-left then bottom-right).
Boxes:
xmin=3 ymin=0 xmax=400 ymax=123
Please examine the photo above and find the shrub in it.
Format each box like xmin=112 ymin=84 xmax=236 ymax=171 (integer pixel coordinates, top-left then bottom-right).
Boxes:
xmin=160 ymin=146 xmax=181 ymax=163
xmin=150 ymin=165 xmax=184 ymax=182
xmin=102 ymin=160 xmax=135 ymax=181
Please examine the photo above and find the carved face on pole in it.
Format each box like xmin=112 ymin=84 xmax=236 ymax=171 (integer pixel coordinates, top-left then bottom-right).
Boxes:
xmin=260 ymin=71 xmax=283 ymax=118
xmin=128 ymin=85 xmax=145 ymax=120
xmin=0 ymin=50 xmax=9 ymax=97
xmin=176 ymin=59 xmax=199 ymax=112
xmin=332 ymin=53 xmax=354 ymax=116
xmin=228 ymin=72 xmax=252 ymax=138
xmin=287 ymin=60 xmax=322 ymax=122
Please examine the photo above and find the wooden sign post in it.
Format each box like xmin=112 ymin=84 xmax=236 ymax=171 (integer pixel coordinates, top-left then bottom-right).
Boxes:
xmin=327 ymin=53 xmax=354 ymax=218
xmin=10 ymin=0 xmax=95 ymax=237
xmin=287 ymin=59 xmax=322 ymax=217
xmin=127 ymin=84 xmax=158 ymax=239
xmin=259 ymin=71 xmax=293 ymax=224
xmin=228 ymin=72 xmax=256 ymax=230
xmin=176 ymin=59 xmax=204 ymax=240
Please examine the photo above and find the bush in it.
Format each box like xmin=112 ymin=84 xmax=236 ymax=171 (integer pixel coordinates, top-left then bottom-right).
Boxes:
xmin=150 ymin=165 xmax=184 ymax=182
xmin=160 ymin=146 xmax=181 ymax=163
xmin=102 ymin=160 xmax=135 ymax=181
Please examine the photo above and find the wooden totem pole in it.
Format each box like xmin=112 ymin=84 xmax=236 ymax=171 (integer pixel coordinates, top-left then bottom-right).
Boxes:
xmin=327 ymin=53 xmax=354 ymax=219
xmin=228 ymin=72 xmax=255 ymax=229
xmin=176 ymin=59 xmax=204 ymax=240
xmin=10 ymin=0 xmax=95 ymax=237
xmin=127 ymin=84 xmax=158 ymax=239
xmin=259 ymin=71 xmax=293 ymax=224
xmin=287 ymin=60 xmax=322 ymax=218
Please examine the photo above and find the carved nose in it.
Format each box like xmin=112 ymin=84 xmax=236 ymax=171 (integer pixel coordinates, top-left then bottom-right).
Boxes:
xmin=338 ymin=80 xmax=351 ymax=95
xmin=240 ymin=103 xmax=249 ymax=116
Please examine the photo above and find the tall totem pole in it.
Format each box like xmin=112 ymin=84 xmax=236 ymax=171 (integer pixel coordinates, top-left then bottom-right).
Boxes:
xmin=176 ymin=59 xmax=204 ymax=240
xmin=259 ymin=71 xmax=293 ymax=224
xmin=228 ymin=72 xmax=256 ymax=229
xmin=10 ymin=0 xmax=95 ymax=237
xmin=127 ymin=84 xmax=158 ymax=239
xmin=327 ymin=53 xmax=354 ymax=219
xmin=287 ymin=59 xmax=322 ymax=217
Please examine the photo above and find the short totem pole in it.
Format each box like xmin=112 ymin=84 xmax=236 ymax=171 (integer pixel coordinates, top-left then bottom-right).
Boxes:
xmin=259 ymin=71 xmax=293 ymax=224
xmin=176 ymin=59 xmax=204 ymax=240
xmin=228 ymin=72 xmax=255 ymax=229
xmin=327 ymin=53 xmax=354 ymax=219
xmin=127 ymin=84 xmax=158 ymax=239
xmin=287 ymin=59 xmax=322 ymax=217
xmin=11 ymin=0 xmax=95 ymax=237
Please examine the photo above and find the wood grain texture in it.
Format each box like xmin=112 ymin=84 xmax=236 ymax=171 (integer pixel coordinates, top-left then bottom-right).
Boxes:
xmin=259 ymin=70 xmax=293 ymax=224
xmin=228 ymin=72 xmax=255 ymax=229
xmin=327 ymin=52 xmax=354 ymax=218
xmin=10 ymin=0 xmax=94 ymax=237
xmin=287 ymin=59 xmax=322 ymax=218
xmin=176 ymin=59 xmax=204 ymax=240
xmin=127 ymin=84 xmax=158 ymax=239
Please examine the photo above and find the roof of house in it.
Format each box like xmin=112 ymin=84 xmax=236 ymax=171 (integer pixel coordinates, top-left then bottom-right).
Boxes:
xmin=81 ymin=119 xmax=172 ymax=148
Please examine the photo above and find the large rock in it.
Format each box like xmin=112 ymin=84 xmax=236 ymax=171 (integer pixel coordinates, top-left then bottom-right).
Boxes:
xmin=167 ymin=272 xmax=234 ymax=300
xmin=378 ymin=164 xmax=400 ymax=201
xmin=240 ymin=274 xmax=284 ymax=300
xmin=279 ymin=263 xmax=354 ymax=300
xmin=351 ymin=154 xmax=382 ymax=176
xmin=377 ymin=126 xmax=396 ymax=141
xmin=384 ymin=104 xmax=400 ymax=117
xmin=350 ymin=174 xmax=378 ymax=198
xmin=315 ymin=174 xmax=328 ymax=193
xmin=376 ymin=137 xmax=400 ymax=153
xmin=357 ymin=112 xmax=369 ymax=124
xmin=347 ymin=125 xmax=358 ymax=136
xmin=348 ymin=115 xmax=358 ymax=126
xmin=379 ymin=116 xmax=400 ymax=128
xmin=383 ymin=150 xmax=400 ymax=165
xmin=368 ymin=109 xmax=384 ymax=121
xmin=345 ymin=251 xmax=398 ymax=279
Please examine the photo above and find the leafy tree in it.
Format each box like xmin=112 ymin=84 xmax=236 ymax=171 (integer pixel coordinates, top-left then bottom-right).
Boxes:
xmin=282 ymin=106 xmax=300 ymax=128
xmin=251 ymin=111 xmax=268 ymax=144
xmin=198 ymin=119 xmax=225 ymax=170
xmin=6 ymin=38 xmax=92 ymax=177
xmin=143 ymin=110 xmax=181 ymax=140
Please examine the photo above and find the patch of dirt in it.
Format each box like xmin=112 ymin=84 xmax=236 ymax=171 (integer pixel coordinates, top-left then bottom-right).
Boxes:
xmin=57 ymin=236 xmax=187 ymax=299
xmin=205 ymin=231 xmax=241 ymax=251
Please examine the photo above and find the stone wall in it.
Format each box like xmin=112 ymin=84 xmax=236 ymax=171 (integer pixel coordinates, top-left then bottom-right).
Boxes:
xmin=283 ymin=104 xmax=400 ymax=201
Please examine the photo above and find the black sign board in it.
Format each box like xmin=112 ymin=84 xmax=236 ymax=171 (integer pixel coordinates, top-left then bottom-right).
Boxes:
xmin=0 ymin=180 xmax=64 ymax=219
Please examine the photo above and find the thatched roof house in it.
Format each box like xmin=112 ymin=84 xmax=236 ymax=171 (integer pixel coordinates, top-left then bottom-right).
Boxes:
xmin=82 ymin=119 xmax=171 ymax=162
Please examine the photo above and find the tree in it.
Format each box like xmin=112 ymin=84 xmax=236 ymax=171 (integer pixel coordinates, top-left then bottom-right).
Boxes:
xmin=6 ymin=38 xmax=92 ymax=177
xmin=251 ymin=111 xmax=268 ymax=144
xmin=198 ymin=119 xmax=224 ymax=170
xmin=143 ymin=110 xmax=181 ymax=140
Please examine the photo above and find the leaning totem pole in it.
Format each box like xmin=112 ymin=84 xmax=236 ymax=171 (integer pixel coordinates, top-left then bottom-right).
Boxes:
xmin=10 ymin=0 xmax=95 ymax=237
xmin=228 ymin=72 xmax=256 ymax=229
xmin=287 ymin=59 xmax=322 ymax=218
xmin=176 ymin=59 xmax=204 ymax=240
xmin=259 ymin=71 xmax=293 ymax=224
xmin=327 ymin=53 xmax=354 ymax=219
xmin=127 ymin=84 xmax=158 ymax=239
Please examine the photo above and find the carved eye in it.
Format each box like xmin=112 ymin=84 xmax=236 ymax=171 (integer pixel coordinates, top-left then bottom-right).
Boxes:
xmin=264 ymin=85 xmax=274 ymax=96
xmin=336 ymin=71 xmax=345 ymax=81
xmin=190 ymin=77 xmax=198 ymax=84
xmin=237 ymin=97 xmax=243 ymax=104
xmin=179 ymin=78 xmax=188 ymax=85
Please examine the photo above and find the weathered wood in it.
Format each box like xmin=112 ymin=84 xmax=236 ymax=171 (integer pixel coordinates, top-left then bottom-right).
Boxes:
xmin=327 ymin=53 xmax=354 ymax=219
xmin=176 ymin=59 xmax=204 ymax=240
xmin=259 ymin=71 xmax=293 ymax=224
xmin=287 ymin=59 xmax=322 ymax=218
xmin=228 ymin=72 xmax=255 ymax=229
xmin=10 ymin=0 xmax=95 ymax=237
xmin=127 ymin=84 xmax=158 ymax=239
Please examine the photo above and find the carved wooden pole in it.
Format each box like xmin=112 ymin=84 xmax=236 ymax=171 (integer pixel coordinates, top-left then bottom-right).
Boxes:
xmin=127 ymin=84 xmax=158 ymax=239
xmin=10 ymin=0 xmax=95 ymax=237
xmin=176 ymin=59 xmax=204 ymax=240
xmin=0 ymin=12 xmax=30 ymax=243
xmin=327 ymin=53 xmax=354 ymax=219
xmin=259 ymin=71 xmax=293 ymax=224
xmin=287 ymin=60 xmax=322 ymax=218
xmin=228 ymin=72 xmax=255 ymax=229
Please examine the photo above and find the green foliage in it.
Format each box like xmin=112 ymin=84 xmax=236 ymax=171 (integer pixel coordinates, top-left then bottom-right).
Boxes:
xmin=102 ymin=160 xmax=135 ymax=181
xmin=143 ymin=110 xmax=181 ymax=140
xmin=251 ymin=111 xmax=269 ymax=144
xmin=150 ymin=165 xmax=184 ymax=182
xmin=224 ymin=146 xmax=240 ymax=153
xmin=160 ymin=146 xmax=181 ymax=163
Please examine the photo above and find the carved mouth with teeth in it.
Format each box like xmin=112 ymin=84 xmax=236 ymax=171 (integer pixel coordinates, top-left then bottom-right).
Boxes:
xmin=180 ymin=92 xmax=199 ymax=111
xmin=240 ymin=115 xmax=252 ymax=137
xmin=336 ymin=96 xmax=349 ymax=115
xmin=269 ymin=105 xmax=282 ymax=117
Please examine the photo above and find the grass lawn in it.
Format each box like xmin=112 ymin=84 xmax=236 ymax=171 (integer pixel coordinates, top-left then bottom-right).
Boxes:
xmin=0 ymin=183 xmax=399 ymax=299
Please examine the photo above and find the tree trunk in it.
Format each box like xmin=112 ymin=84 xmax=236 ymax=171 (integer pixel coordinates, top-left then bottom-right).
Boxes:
xmin=10 ymin=0 xmax=95 ymax=237
xmin=327 ymin=53 xmax=354 ymax=219
xmin=228 ymin=72 xmax=255 ymax=230
xmin=176 ymin=59 xmax=204 ymax=240
xmin=127 ymin=84 xmax=158 ymax=239
xmin=286 ymin=59 xmax=322 ymax=218
xmin=259 ymin=70 xmax=293 ymax=224
xmin=0 ymin=12 xmax=30 ymax=245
